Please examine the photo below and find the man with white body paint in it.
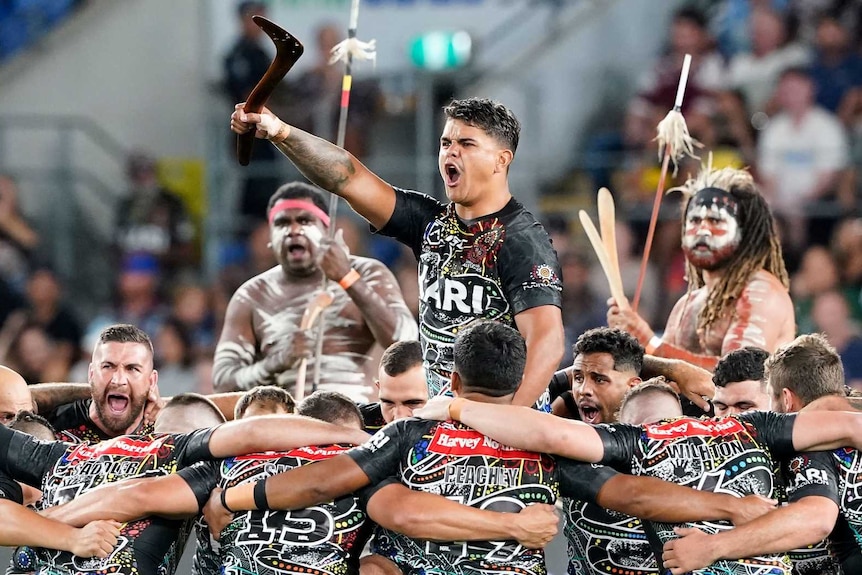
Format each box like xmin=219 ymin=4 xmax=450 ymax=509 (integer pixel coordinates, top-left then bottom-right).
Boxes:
xmin=213 ymin=182 xmax=417 ymax=402
xmin=608 ymin=167 xmax=795 ymax=371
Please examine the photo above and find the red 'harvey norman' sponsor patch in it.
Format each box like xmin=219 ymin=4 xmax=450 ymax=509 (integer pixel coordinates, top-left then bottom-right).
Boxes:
xmin=234 ymin=445 xmax=350 ymax=462
xmin=645 ymin=418 xmax=746 ymax=440
xmin=67 ymin=436 xmax=170 ymax=462
xmin=427 ymin=424 xmax=540 ymax=460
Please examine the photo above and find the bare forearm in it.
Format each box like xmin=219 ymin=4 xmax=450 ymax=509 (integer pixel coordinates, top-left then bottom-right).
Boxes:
xmin=512 ymin=331 xmax=564 ymax=407
xmin=30 ymin=383 xmax=91 ymax=414
xmin=44 ymin=494 xmax=135 ymax=528
xmin=603 ymin=476 xmax=734 ymax=523
xmin=44 ymin=497 xmax=116 ymax=527
xmin=370 ymin=491 xmax=518 ymax=541
xmin=223 ymin=458 xmax=368 ymax=512
xmin=212 ymin=347 xmax=274 ymax=392
xmin=43 ymin=480 xmax=184 ymax=527
xmin=344 ymin=279 xmax=407 ymax=348
xmin=641 ymin=356 xmax=699 ymax=382
xmin=207 ymin=415 xmax=367 ymax=458
xmin=273 ymin=128 xmax=357 ymax=197
xmin=455 ymin=401 xmax=603 ymax=462
xmin=708 ymin=498 xmax=836 ymax=560
xmin=792 ymin=411 xmax=862 ymax=452
xmin=650 ymin=341 xmax=718 ymax=371
xmin=1 ymin=501 xmax=79 ymax=550
xmin=383 ymin=507 xmax=518 ymax=542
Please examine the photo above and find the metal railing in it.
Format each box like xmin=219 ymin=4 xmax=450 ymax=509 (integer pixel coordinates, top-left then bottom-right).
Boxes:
xmin=0 ymin=114 xmax=128 ymax=317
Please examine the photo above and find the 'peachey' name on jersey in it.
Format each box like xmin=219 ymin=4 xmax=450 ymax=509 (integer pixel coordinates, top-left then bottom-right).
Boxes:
xmin=443 ymin=464 xmax=520 ymax=487
xmin=428 ymin=425 xmax=540 ymax=460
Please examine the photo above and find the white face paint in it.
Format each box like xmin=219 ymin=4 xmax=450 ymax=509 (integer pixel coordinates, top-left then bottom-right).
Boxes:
xmin=302 ymin=224 xmax=323 ymax=247
xmin=269 ymin=208 xmax=328 ymax=275
xmin=682 ymin=200 xmax=741 ymax=270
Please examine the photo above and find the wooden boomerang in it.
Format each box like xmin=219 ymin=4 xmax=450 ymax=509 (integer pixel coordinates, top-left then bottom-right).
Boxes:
xmin=597 ymin=187 xmax=626 ymax=306
xmin=237 ymin=16 xmax=304 ymax=166
xmin=294 ymin=292 xmax=334 ymax=402
xmin=579 ymin=210 xmax=628 ymax=309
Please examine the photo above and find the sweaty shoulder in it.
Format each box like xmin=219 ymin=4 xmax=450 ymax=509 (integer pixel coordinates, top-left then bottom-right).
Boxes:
xmin=733 ymin=270 xmax=795 ymax=350
xmin=745 ymin=270 xmax=790 ymax=299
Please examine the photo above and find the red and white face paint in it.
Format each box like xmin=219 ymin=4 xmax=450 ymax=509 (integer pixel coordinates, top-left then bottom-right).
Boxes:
xmin=268 ymin=199 xmax=329 ymax=274
xmin=682 ymin=187 xmax=741 ymax=271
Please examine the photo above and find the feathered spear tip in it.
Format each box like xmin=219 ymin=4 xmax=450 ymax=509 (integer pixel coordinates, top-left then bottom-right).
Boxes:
xmin=654 ymin=53 xmax=702 ymax=175
xmin=329 ymin=37 xmax=377 ymax=67
xmin=655 ymin=108 xmax=701 ymax=175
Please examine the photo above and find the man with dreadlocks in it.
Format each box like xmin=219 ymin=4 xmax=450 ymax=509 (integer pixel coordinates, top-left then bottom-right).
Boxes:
xmin=608 ymin=166 xmax=794 ymax=371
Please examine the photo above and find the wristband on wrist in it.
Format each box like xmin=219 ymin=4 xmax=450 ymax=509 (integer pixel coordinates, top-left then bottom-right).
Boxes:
xmin=338 ymin=269 xmax=361 ymax=290
xmin=220 ymin=488 xmax=235 ymax=513
xmin=645 ymin=335 xmax=662 ymax=355
xmin=253 ymin=479 xmax=269 ymax=511
xmin=271 ymin=121 xmax=290 ymax=144
xmin=448 ymin=397 xmax=466 ymax=421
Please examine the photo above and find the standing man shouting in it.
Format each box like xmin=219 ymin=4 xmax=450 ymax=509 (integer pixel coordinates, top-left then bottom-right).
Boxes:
xmin=213 ymin=182 xmax=417 ymax=402
xmin=230 ymin=98 xmax=564 ymax=407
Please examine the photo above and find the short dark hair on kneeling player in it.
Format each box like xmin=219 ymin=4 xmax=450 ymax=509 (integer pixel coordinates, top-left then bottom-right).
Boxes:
xmin=713 ymin=347 xmax=769 ymax=389
xmin=618 ymin=377 xmax=681 ymax=419
xmin=235 ymin=385 xmax=296 ymax=419
xmin=297 ymin=391 xmax=363 ymax=428
xmin=164 ymin=393 xmax=226 ymax=424
xmin=266 ymin=182 xmax=328 ymax=214
xmin=453 ymin=320 xmax=526 ymax=397
xmin=380 ymin=341 xmax=423 ymax=377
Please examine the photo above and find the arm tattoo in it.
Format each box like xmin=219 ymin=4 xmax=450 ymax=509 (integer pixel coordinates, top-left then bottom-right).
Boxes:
xmin=275 ymin=128 xmax=356 ymax=195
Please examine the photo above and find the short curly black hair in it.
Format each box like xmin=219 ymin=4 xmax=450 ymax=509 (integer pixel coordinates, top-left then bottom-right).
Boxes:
xmin=573 ymin=328 xmax=643 ymax=374
xmin=713 ymin=347 xmax=769 ymax=389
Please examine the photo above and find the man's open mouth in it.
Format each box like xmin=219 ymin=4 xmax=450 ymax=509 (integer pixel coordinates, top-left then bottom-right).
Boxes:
xmin=107 ymin=394 xmax=129 ymax=413
xmin=579 ymin=404 xmax=600 ymax=424
xmin=286 ymin=241 xmax=309 ymax=259
xmin=444 ymin=163 xmax=461 ymax=186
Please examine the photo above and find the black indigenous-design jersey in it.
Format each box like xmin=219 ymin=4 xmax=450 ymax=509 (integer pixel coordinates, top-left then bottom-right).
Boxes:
xmin=563 ymin=499 xmax=658 ymax=575
xmin=0 ymin=470 xmax=22 ymax=504
xmin=785 ymin=449 xmax=862 ymax=573
xmin=597 ymin=412 xmax=798 ymax=575
xmin=50 ymin=399 xmax=154 ymax=444
xmin=213 ymin=445 xmax=371 ymax=575
xmin=377 ymin=189 xmax=562 ymax=397
xmin=0 ymin=424 xmax=213 ymax=575
xmin=176 ymin=462 xmax=222 ymax=575
xmin=779 ymin=452 xmax=845 ymax=575
xmin=349 ymin=418 xmax=615 ymax=575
